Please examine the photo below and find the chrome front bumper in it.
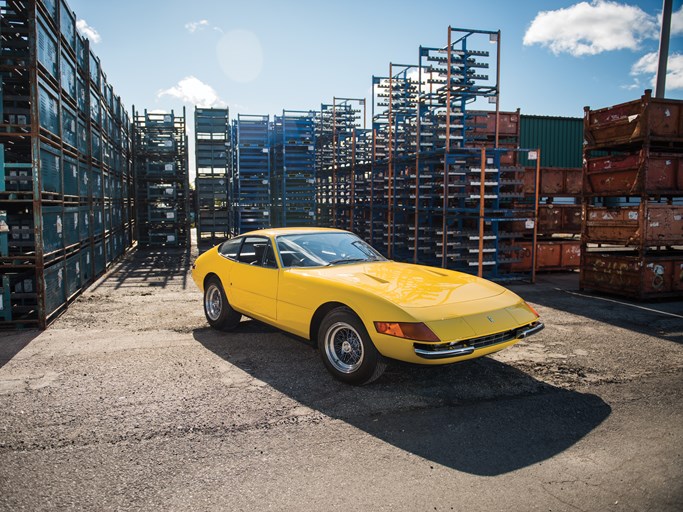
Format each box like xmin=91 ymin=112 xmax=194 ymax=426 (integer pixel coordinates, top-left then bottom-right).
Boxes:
xmin=414 ymin=321 xmax=545 ymax=360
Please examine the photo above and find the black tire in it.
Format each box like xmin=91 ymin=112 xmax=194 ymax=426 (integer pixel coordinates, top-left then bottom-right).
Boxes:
xmin=318 ymin=307 xmax=387 ymax=385
xmin=203 ymin=277 xmax=242 ymax=331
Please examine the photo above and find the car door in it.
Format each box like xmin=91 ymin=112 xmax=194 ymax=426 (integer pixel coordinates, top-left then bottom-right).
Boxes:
xmin=229 ymin=236 xmax=279 ymax=321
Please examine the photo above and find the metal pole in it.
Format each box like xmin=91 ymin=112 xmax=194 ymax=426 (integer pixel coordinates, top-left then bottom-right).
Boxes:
xmin=478 ymin=148 xmax=486 ymax=277
xmin=531 ymin=149 xmax=541 ymax=284
xmin=387 ymin=65 xmax=394 ymax=259
xmin=442 ymin=27 xmax=452 ymax=269
xmin=655 ymin=0 xmax=673 ymax=98
xmin=495 ymin=30 xmax=501 ymax=148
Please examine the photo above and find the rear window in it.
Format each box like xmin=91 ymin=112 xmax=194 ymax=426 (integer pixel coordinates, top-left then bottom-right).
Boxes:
xmin=218 ymin=238 xmax=242 ymax=260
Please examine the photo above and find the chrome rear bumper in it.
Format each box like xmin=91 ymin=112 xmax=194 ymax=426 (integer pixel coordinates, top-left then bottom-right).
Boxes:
xmin=414 ymin=321 xmax=545 ymax=360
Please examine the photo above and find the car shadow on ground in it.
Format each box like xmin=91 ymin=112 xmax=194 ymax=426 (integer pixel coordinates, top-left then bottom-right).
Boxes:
xmin=193 ymin=320 xmax=611 ymax=476
xmin=510 ymin=274 xmax=683 ymax=345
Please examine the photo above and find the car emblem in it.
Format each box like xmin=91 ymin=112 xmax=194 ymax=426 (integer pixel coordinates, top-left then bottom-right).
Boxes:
xmin=487 ymin=316 xmax=495 ymax=323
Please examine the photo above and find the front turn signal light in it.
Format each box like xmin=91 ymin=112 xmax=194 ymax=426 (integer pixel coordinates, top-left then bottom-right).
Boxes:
xmin=525 ymin=302 xmax=540 ymax=318
xmin=374 ymin=321 xmax=440 ymax=342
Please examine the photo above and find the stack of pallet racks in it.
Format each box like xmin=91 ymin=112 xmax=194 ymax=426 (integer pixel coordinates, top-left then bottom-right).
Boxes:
xmin=133 ymin=108 xmax=190 ymax=250
xmin=314 ymin=104 xmax=334 ymax=226
xmin=348 ymin=127 xmax=373 ymax=237
xmin=384 ymin=27 xmax=537 ymax=280
xmin=233 ymin=114 xmax=270 ymax=234
xmin=315 ymin=99 xmax=364 ymax=229
xmin=371 ymin=64 xmax=419 ymax=260
xmin=271 ymin=110 xmax=317 ymax=227
xmin=0 ymin=0 xmax=133 ymax=329
xmin=194 ymin=107 xmax=230 ymax=246
xmin=581 ymin=90 xmax=683 ymax=299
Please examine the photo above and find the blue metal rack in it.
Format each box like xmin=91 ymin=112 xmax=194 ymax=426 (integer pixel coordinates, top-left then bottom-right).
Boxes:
xmin=194 ymin=108 xmax=230 ymax=244
xmin=133 ymin=108 xmax=191 ymax=250
xmin=272 ymin=110 xmax=317 ymax=227
xmin=234 ymin=114 xmax=271 ymax=234
xmin=1 ymin=0 xmax=134 ymax=328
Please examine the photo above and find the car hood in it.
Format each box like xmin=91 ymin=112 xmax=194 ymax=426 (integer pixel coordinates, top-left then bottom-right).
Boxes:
xmin=289 ymin=260 xmax=507 ymax=309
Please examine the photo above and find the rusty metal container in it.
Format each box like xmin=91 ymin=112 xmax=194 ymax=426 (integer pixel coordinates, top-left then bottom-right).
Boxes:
xmin=469 ymin=110 xmax=520 ymax=138
xmin=537 ymin=204 xmax=582 ymax=234
xmin=524 ymin=167 xmax=582 ymax=196
xmin=509 ymin=240 xmax=581 ymax=272
xmin=585 ymin=150 xmax=683 ymax=196
xmin=584 ymin=204 xmax=683 ymax=246
xmin=584 ymin=90 xmax=683 ymax=150
xmin=581 ymin=250 xmax=683 ymax=299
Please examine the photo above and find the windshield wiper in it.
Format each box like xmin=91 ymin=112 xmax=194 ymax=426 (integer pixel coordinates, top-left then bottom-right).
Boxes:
xmin=326 ymin=258 xmax=373 ymax=266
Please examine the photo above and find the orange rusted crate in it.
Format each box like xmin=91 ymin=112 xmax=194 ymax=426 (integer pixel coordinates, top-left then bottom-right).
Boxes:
xmin=509 ymin=240 xmax=581 ymax=272
xmin=584 ymin=90 xmax=683 ymax=150
xmin=581 ymin=250 xmax=683 ymax=299
xmin=585 ymin=150 xmax=683 ymax=196
xmin=584 ymin=204 xmax=683 ymax=246
xmin=523 ymin=167 xmax=582 ymax=196
xmin=469 ymin=110 xmax=520 ymax=138
xmin=537 ymin=204 xmax=582 ymax=235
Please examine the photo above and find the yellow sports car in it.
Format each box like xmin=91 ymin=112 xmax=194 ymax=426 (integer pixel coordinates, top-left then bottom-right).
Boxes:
xmin=192 ymin=227 xmax=543 ymax=385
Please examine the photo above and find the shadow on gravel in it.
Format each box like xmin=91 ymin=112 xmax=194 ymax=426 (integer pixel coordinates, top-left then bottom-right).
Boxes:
xmin=91 ymin=248 xmax=192 ymax=291
xmin=0 ymin=330 xmax=39 ymax=369
xmin=194 ymin=322 xmax=611 ymax=476
xmin=514 ymin=281 xmax=683 ymax=345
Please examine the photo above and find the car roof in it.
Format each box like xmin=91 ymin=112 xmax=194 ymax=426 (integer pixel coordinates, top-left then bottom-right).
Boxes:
xmin=239 ymin=227 xmax=350 ymax=238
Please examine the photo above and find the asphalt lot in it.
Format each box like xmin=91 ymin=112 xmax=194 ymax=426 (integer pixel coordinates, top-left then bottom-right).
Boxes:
xmin=0 ymin=246 xmax=681 ymax=511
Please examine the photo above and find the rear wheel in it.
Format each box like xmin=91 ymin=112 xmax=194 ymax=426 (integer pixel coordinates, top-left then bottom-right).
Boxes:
xmin=204 ymin=277 xmax=241 ymax=331
xmin=318 ymin=307 xmax=386 ymax=385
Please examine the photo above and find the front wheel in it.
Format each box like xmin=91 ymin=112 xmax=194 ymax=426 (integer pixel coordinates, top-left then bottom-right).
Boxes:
xmin=203 ymin=277 xmax=242 ymax=331
xmin=318 ymin=307 xmax=386 ymax=385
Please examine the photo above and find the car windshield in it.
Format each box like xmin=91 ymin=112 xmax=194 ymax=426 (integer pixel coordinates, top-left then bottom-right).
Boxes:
xmin=276 ymin=232 xmax=386 ymax=268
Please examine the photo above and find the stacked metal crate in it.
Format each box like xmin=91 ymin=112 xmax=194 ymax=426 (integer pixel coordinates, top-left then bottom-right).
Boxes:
xmin=271 ymin=110 xmax=316 ymax=227
xmin=581 ymin=90 xmax=683 ymax=299
xmin=233 ymin=114 xmax=270 ymax=233
xmin=133 ymin=108 xmax=190 ymax=249
xmin=371 ymin=64 xmax=420 ymax=259
xmin=0 ymin=0 xmax=133 ymax=328
xmin=195 ymin=108 xmax=230 ymax=245
xmin=504 ymin=115 xmax=583 ymax=273
xmin=315 ymin=99 xmax=364 ymax=229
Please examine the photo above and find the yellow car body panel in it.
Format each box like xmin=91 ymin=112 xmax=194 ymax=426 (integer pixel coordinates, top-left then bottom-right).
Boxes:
xmin=192 ymin=228 xmax=541 ymax=365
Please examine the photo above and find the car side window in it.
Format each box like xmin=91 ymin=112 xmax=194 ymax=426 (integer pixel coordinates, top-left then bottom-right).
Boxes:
xmin=263 ymin=242 xmax=278 ymax=269
xmin=218 ymin=238 xmax=242 ymax=260
xmin=238 ymin=237 xmax=271 ymax=267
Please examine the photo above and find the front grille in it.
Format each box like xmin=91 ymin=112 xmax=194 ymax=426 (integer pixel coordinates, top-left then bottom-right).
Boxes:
xmin=414 ymin=322 xmax=538 ymax=354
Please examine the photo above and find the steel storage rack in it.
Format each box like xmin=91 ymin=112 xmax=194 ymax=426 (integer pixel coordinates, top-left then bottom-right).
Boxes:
xmin=0 ymin=0 xmax=134 ymax=329
xmin=132 ymin=108 xmax=190 ymax=250
xmin=233 ymin=114 xmax=270 ymax=234
xmin=194 ymin=107 xmax=230 ymax=246
xmin=271 ymin=110 xmax=316 ymax=227
xmin=580 ymin=90 xmax=683 ymax=299
xmin=315 ymin=98 xmax=365 ymax=229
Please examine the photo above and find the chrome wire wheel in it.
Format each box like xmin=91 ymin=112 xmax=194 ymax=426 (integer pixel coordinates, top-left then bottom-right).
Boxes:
xmin=205 ymin=284 xmax=223 ymax=321
xmin=324 ymin=322 xmax=365 ymax=374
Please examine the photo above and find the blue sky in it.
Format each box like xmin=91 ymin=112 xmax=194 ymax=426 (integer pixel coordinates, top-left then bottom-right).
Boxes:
xmin=68 ymin=0 xmax=683 ymax=173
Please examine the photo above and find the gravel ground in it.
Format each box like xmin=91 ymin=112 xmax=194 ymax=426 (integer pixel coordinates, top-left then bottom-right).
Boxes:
xmin=0 ymin=246 xmax=681 ymax=511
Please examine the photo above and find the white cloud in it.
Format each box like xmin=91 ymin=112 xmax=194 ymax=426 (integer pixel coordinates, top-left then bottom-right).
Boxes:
xmin=524 ymin=1 xmax=658 ymax=56
xmin=185 ymin=19 xmax=210 ymax=33
xmin=666 ymin=5 xmax=683 ymax=35
xmin=157 ymin=76 xmax=227 ymax=108
xmin=630 ymin=51 xmax=683 ymax=90
xmin=76 ymin=19 xmax=101 ymax=43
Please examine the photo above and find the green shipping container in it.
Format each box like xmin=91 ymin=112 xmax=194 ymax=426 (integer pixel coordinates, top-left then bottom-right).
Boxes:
xmin=519 ymin=115 xmax=583 ymax=168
